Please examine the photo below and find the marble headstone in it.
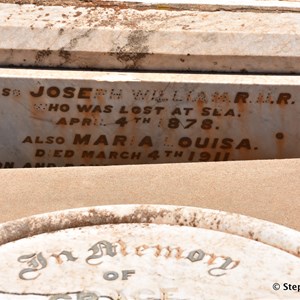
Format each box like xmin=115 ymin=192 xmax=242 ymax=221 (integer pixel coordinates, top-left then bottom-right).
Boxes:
xmin=0 ymin=205 xmax=299 ymax=299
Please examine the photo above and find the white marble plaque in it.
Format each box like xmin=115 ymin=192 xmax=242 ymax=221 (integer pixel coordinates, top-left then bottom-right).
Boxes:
xmin=0 ymin=205 xmax=300 ymax=299
xmin=0 ymin=69 xmax=299 ymax=168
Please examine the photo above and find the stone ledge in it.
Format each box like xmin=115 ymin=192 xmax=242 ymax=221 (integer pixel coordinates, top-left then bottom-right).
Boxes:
xmin=1 ymin=3 xmax=300 ymax=72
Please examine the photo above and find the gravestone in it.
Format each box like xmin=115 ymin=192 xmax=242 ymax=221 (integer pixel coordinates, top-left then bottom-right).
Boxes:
xmin=0 ymin=205 xmax=299 ymax=299
xmin=0 ymin=0 xmax=299 ymax=167
xmin=0 ymin=70 xmax=299 ymax=167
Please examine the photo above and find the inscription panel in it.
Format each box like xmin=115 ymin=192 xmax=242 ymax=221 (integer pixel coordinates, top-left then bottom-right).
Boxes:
xmin=0 ymin=223 xmax=300 ymax=299
xmin=0 ymin=69 xmax=299 ymax=168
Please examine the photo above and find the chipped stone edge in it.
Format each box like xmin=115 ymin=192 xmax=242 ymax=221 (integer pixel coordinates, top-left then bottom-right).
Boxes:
xmin=2 ymin=0 xmax=300 ymax=13
xmin=0 ymin=205 xmax=299 ymax=258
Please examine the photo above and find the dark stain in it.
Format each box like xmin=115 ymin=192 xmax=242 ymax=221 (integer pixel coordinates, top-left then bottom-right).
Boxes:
xmin=58 ymin=49 xmax=71 ymax=62
xmin=0 ymin=207 xmax=173 ymax=246
xmin=68 ymin=28 xmax=93 ymax=49
xmin=74 ymin=11 xmax=82 ymax=17
xmin=1 ymin=206 xmax=299 ymax=260
xmin=35 ymin=49 xmax=52 ymax=63
xmin=248 ymin=231 xmax=254 ymax=239
xmin=276 ymin=132 xmax=284 ymax=140
xmin=113 ymin=30 xmax=150 ymax=69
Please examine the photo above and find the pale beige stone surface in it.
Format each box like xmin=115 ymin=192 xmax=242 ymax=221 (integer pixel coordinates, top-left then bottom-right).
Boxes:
xmin=0 ymin=159 xmax=299 ymax=230
xmin=1 ymin=3 xmax=300 ymax=73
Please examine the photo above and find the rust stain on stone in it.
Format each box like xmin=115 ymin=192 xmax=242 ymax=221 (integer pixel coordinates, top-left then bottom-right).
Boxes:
xmin=0 ymin=205 xmax=299 ymax=260
xmin=135 ymin=244 xmax=149 ymax=256
xmin=117 ymin=239 xmax=128 ymax=256
xmin=1 ymin=0 xmax=300 ymax=14
xmin=52 ymin=254 xmax=63 ymax=264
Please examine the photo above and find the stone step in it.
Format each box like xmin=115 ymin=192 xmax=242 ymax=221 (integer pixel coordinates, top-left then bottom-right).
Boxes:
xmin=1 ymin=1 xmax=300 ymax=73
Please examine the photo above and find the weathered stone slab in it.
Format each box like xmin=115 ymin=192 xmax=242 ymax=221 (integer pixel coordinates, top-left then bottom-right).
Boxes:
xmin=0 ymin=68 xmax=299 ymax=167
xmin=0 ymin=205 xmax=299 ymax=299
xmin=1 ymin=2 xmax=300 ymax=73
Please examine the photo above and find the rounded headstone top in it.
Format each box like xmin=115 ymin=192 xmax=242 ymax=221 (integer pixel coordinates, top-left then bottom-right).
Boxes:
xmin=0 ymin=205 xmax=299 ymax=299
